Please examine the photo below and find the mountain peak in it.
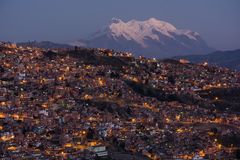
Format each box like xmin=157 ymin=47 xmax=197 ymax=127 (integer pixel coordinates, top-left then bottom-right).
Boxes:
xmin=81 ymin=18 xmax=214 ymax=57
xmin=148 ymin=17 xmax=159 ymax=22
xmin=110 ymin=17 xmax=123 ymax=24
xmin=147 ymin=18 xmax=176 ymax=29
xmin=107 ymin=18 xmax=180 ymax=47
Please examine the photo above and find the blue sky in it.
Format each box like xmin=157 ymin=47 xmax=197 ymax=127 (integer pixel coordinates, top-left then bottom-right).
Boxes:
xmin=0 ymin=0 xmax=239 ymax=50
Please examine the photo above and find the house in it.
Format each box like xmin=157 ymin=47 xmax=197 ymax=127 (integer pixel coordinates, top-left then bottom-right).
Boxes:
xmin=88 ymin=145 xmax=108 ymax=157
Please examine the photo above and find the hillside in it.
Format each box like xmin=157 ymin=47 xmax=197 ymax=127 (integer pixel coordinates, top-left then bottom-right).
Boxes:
xmin=174 ymin=49 xmax=240 ymax=71
xmin=0 ymin=43 xmax=240 ymax=159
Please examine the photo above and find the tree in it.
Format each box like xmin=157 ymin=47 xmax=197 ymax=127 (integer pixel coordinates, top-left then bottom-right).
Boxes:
xmin=118 ymin=141 xmax=125 ymax=151
xmin=168 ymin=75 xmax=176 ymax=85
xmin=86 ymin=127 xmax=95 ymax=139
xmin=235 ymin=149 xmax=240 ymax=159
xmin=0 ymin=66 xmax=4 ymax=73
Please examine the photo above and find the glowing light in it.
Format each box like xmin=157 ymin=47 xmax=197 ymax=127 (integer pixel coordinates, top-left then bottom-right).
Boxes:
xmin=12 ymin=114 xmax=22 ymax=121
xmin=0 ymin=134 xmax=15 ymax=141
xmin=179 ymin=59 xmax=190 ymax=64
xmin=41 ymin=103 xmax=48 ymax=108
xmin=0 ymin=112 xmax=6 ymax=119
xmin=199 ymin=150 xmax=205 ymax=157
xmin=40 ymin=78 xmax=46 ymax=84
xmin=20 ymin=94 xmax=24 ymax=99
xmin=203 ymin=62 xmax=208 ymax=66
xmin=7 ymin=146 xmax=17 ymax=151
xmin=64 ymin=143 xmax=72 ymax=148
xmin=65 ymin=66 xmax=70 ymax=72
xmin=207 ymin=132 xmax=215 ymax=136
xmin=85 ymin=65 xmax=92 ymax=69
xmin=83 ymin=94 xmax=93 ymax=100
xmin=58 ymin=76 xmax=65 ymax=81
xmin=217 ymin=144 xmax=222 ymax=149
xmin=131 ymin=118 xmax=136 ymax=123
xmin=75 ymin=144 xmax=86 ymax=150
xmin=89 ymin=117 xmax=95 ymax=121
xmin=214 ymin=118 xmax=222 ymax=123
xmin=88 ymin=141 xmax=98 ymax=147
xmin=4 ymin=63 xmax=11 ymax=68
xmin=175 ymin=115 xmax=181 ymax=121
xmin=20 ymin=80 xmax=27 ymax=84
xmin=176 ymin=128 xmax=184 ymax=133
xmin=132 ymin=77 xmax=139 ymax=82
xmin=165 ymin=118 xmax=170 ymax=123
xmin=98 ymin=78 xmax=105 ymax=86
xmin=60 ymin=151 xmax=67 ymax=158
xmin=0 ymin=102 xmax=7 ymax=106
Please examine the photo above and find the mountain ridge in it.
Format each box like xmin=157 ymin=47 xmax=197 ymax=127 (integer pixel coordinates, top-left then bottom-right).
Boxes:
xmin=174 ymin=49 xmax=240 ymax=71
xmin=17 ymin=41 xmax=73 ymax=49
xmin=75 ymin=18 xmax=214 ymax=58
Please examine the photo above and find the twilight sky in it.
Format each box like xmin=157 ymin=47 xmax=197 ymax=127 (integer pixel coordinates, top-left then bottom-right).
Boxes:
xmin=0 ymin=0 xmax=239 ymax=50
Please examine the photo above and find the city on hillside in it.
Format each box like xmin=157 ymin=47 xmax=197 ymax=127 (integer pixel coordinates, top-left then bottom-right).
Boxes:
xmin=0 ymin=42 xmax=240 ymax=159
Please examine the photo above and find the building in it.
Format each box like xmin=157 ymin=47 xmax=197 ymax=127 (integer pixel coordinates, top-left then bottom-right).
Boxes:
xmin=88 ymin=145 xmax=108 ymax=157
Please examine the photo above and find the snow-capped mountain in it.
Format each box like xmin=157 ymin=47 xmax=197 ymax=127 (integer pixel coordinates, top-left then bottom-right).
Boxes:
xmin=76 ymin=18 xmax=214 ymax=58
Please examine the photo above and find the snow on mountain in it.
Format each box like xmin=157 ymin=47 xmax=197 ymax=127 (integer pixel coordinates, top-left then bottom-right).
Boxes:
xmin=76 ymin=18 xmax=214 ymax=58
xmin=108 ymin=18 xmax=176 ymax=47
